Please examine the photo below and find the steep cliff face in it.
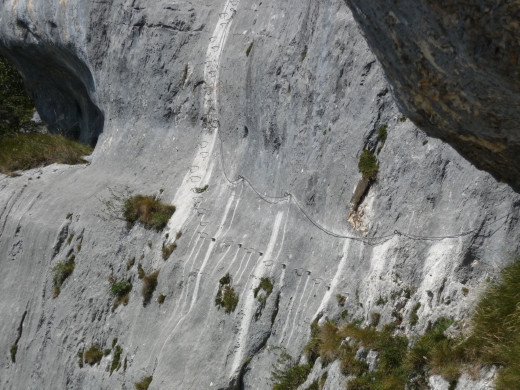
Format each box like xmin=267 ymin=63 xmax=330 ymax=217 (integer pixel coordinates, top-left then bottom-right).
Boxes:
xmin=0 ymin=1 xmax=519 ymax=389
xmin=344 ymin=0 xmax=520 ymax=193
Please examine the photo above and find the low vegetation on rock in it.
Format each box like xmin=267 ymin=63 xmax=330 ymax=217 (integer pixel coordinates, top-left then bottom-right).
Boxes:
xmin=0 ymin=54 xmax=93 ymax=176
xmin=135 ymin=375 xmax=153 ymax=390
xmin=84 ymin=345 xmax=103 ymax=366
xmin=142 ymin=270 xmax=160 ymax=307
xmin=10 ymin=344 xmax=17 ymax=363
xmin=358 ymin=149 xmax=379 ymax=180
xmin=254 ymin=277 xmax=274 ymax=306
xmin=52 ymin=255 xmax=75 ymax=298
xmin=275 ymin=258 xmax=520 ymax=389
xmin=110 ymin=279 xmax=132 ymax=310
xmin=124 ymin=195 xmax=175 ymax=231
xmin=215 ymin=273 xmax=239 ymax=314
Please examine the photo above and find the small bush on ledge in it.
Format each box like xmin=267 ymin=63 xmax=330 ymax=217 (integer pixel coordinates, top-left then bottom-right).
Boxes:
xmin=215 ymin=273 xmax=239 ymax=314
xmin=135 ymin=375 xmax=153 ymax=390
xmin=110 ymin=279 xmax=133 ymax=310
xmin=254 ymin=277 xmax=274 ymax=306
xmin=358 ymin=149 xmax=379 ymax=180
xmin=142 ymin=270 xmax=160 ymax=307
xmin=123 ymin=195 xmax=175 ymax=231
xmin=52 ymin=255 xmax=75 ymax=298
xmin=84 ymin=345 xmax=103 ymax=366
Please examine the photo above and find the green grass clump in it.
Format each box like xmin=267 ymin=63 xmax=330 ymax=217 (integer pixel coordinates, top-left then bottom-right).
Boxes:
xmin=335 ymin=294 xmax=346 ymax=307
xmin=110 ymin=345 xmax=123 ymax=375
xmin=215 ymin=273 xmax=239 ymax=314
xmin=410 ymin=302 xmax=421 ymax=326
xmin=463 ymin=260 xmax=520 ymax=388
xmin=10 ymin=344 xmax=17 ymax=363
xmin=193 ymin=184 xmax=208 ymax=193
xmin=254 ymin=277 xmax=274 ymax=306
xmin=158 ymin=294 xmax=166 ymax=304
xmin=377 ymin=124 xmax=387 ymax=144
xmin=123 ymin=195 xmax=175 ymax=231
xmin=110 ymin=279 xmax=132 ymax=310
xmin=84 ymin=345 xmax=103 ymax=366
xmin=126 ymin=257 xmax=135 ymax=271
xmin=271 ymin=350 xmax=311 ymax=390
xmin=246 ymin=42 xmax=254 ymax=57
xmin=52 ymin=255 xmax=75 ymax=298
xmin=358 ymin=149 xmax=379 ymax=180
xmin=0 ymin=133 xmax=93 ymax=176
xmin=135 ymin=375 xmax=153 ymax=390
xmin=162 ymin=241 xmax=177 ymax=260
xmin=142 ymin=270 xmax=160 ymax=307
xmin=298 ymin=259 xmax=520 ymax=388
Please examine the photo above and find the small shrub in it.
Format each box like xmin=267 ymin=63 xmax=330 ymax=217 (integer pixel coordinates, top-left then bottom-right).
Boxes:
xmin=377 ymin=124 xmax=387 ymax=144
xmin=254 ymin=277 xmax=274 ymax=306
xmin=376 ymin=296 xmax=387 ymax=306
xmin=371 ymin=312 xmax=381 ymax=327
xmin=399 ymin=115 xmax=407 ymax=122
xmin=10 ymin=344 xmax=17 ymax=363
xmin=176 ymin=231 xmax=182 ymax=240
xmin=123 ymin=195 xmax=175 ymax=231
xmin=304 ymin=380 xmax=319 ymax=390
xmin=271 ymin=350 xmax=311 ymax=390
xmin=335 ymin=294 xmax=346 ymax=307
xmin=142 ymin=270 xmax=160 ymax=307
xmin=53 ymin=255 xmax=75 ymax=298
xmin=215 ymin=273 xmax=239 ymax=313
xmin=461 ymin=287 xmax=469 ymax=296
xmin=111 ymin=279 xmax=132 ymax=310
xmin=246 ymin=42 xmax=254 ymax=57
xmin=137 ymin=263 xmax=145 ymax=279
xmin=410 ymin=302 xmax=421 ymax=326
xmin=193 ymin=184 xmax=208 ymax=193
xmin=110 ymin=345 xmax=123 ymax=375
xmin=103 ymin=349 xmax=111 ymax=356
xmin=135 ymin=375 xmax=153 ymax=390
xmin=358 ymin=149 xmax=379 ymax=180
xmin=158 ymin=294 xmax=166 ymax=304
xmin=111 ymin=280 xmax=132 ymax=297
xmin=162 ymin=241 xmax=177 ymax=260
xmin=84 ymin=345 xmax=103 ymax=366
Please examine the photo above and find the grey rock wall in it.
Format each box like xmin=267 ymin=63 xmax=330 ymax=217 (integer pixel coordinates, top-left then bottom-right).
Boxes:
xmin=0 ymin=0 xmax=519 ymax=389
xmin=344 ymin=0 xmax=520 ymax=193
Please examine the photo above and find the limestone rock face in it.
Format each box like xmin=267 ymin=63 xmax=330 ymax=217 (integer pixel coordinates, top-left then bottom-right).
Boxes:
xmin=0 ymin=0 xmax=519 ymax=389
xmin=345 ymin=0 xmax=520 ymax=192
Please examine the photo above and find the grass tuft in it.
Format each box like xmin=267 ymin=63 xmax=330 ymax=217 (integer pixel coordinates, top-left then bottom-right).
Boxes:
xmin=135 ymin=375 xmax=153 ymax=390
xmin=10 ymin=344 xmax=17 ymax=363
xmin=162 ymin=241 xmax=177 ymax=260
xmin=253 ymin=277 xmax=274 ymax=307
xmin=358 ymin=149 xmax=379 ymax=180
xmin=52 ymin=255 xmax=75 ymax=298
xmin=215 ymin=273 xmax=239 ymax=314
xmin=142 ymin=270 xmax=160 ymax=307
xmin=123 ymin=195 xmax=175 ymax=231
xmin=84 ymin=345 xmax=103 ymax=366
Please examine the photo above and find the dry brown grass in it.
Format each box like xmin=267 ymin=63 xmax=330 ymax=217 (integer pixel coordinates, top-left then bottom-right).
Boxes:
xmin=123 ymin=195 xmax=175 ymax=231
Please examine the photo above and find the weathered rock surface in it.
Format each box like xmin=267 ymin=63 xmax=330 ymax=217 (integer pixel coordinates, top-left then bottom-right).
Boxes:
xmin=0 ymin=0 xmax=519 ymax=389
xmin=345 ymin=0 xmax=520 ymax=193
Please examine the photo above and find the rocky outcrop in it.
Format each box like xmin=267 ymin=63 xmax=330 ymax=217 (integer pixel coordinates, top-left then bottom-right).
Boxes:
xmin=0 ymin=0 xmax=519 ymax=389
xmin=345 ymin=0 xmax=520 ymax=192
